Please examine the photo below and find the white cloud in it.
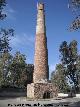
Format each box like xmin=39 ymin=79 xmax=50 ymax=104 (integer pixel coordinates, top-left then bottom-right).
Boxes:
xmin=3 ymin=4 xmax=16 ymax=20
xmin=23 ymin=33 xmax=34 ymax=43
xmin=10 ymin=33 xmax=34 ymax=64
xmin=49 ymin=63 xmax=56 ymax=72
xmin=8 ymin=8 xmax=15 ymax=13
xmin=10 ymin=33 xmax=34 ymax=48
xmin=49 ymin=62 xmax=59 ymax=79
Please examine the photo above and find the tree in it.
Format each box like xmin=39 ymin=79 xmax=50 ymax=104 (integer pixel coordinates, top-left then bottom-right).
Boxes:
xmin=68 ymin=0 xmax=80 ymax=31
xmin=0 ymin=0 xmax=6 ymax=20
xmin=76 ymin=55 xmax=80 ymax=89
xmin=9 ymin=51 xmax=27 ymax=88
xmin=59 ymin=40 xmax=79 ymax=92
xmin=0 ymin=0 xmax=14 ymax=87
xmin=0 ymin=28 xmax=14 ymax=86
xmin=0 ymin=52 xmax=13 ymax=86
xmin=51 ymin=64 xmax=70 ymax=93
xmin=0 ymin=28 xmax=14 ymax=53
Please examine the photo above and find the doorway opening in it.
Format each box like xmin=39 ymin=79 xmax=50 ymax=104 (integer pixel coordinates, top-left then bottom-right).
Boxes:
xmin=43 ymin=91 xmax=51 ymax=99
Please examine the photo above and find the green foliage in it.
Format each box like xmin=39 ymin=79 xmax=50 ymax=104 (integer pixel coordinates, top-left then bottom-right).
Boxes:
xmin=9 ymin=51 xmax=27 ymax=88
xmin=59 ymin=40 xmax=79 ymax=92
xmin=0 ymin=0 xmax=30 ymax=88
xmin=69 ymin=0 xmax=80 ymax=10
xmin=0 ymin=28 xmax=14 ymax=86
xmin=0 ymin=28 xmax=14 ymax=53
xmin=51 ymin=40 xmax=80 ymax=93
xmin=51 ymin=64 xmax=70 ymax=93
xmin=0 ymin=0 xmax=6 ymax=20
xmin=76 ymin=55 xmax=80 ymax=88
xmin=68 ymin=0 xmax=80 ymax=31
xmin=0 ymin=52 xmax=13 ymax=86
xmin=59 ymin=40 xmax=77 ymax=64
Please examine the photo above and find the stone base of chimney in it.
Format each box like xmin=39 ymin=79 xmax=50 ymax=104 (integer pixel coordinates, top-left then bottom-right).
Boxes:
xmin=27 ymin=83 xmax=58 ymax=99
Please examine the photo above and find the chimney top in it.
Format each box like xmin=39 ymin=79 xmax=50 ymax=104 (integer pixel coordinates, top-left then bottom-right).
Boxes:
xmin=37 ymin=2 xmax=44 ymax=10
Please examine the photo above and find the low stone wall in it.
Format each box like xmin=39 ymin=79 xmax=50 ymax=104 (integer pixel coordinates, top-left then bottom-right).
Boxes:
xmin=76 ymin=94 xmax=80 ymax=98
xmin=58 ymin=93 xmax=68 ymax=98
xmin=0 ymin=92 xmax=26 ymax=97
xmin=58 ymin=93 xmax=80 ymax=98
xmin=0 ymin=87 xmax=26 ymax=97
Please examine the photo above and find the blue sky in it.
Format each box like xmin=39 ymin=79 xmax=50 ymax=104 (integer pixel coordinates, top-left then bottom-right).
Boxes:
xmin=0 ymin=0 xmax=80 ymax=76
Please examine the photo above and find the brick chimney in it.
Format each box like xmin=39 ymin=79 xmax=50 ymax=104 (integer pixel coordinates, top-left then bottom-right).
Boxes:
xmin=33 ymin=3 xmax=49 ymax=83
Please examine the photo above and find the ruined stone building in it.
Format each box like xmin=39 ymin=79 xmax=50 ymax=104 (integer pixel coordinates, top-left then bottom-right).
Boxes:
xmin=27 ymin=3 xmax=57 ymax=99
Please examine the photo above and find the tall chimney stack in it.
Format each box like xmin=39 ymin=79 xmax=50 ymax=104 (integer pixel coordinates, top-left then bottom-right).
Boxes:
xmin=33 ymin=3 xmax=49 ymax=83
xmin=27 ymin=3 xmax=58 ymax=99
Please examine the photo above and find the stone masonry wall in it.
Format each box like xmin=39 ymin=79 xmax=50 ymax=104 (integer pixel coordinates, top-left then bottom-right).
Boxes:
xmin=34 ymin=83 xmax=58 ymax=99
xmin=27 ymin=83 xmax=34 ymax=98
xmin=27 ymin=83 xmax=58 ymax=99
